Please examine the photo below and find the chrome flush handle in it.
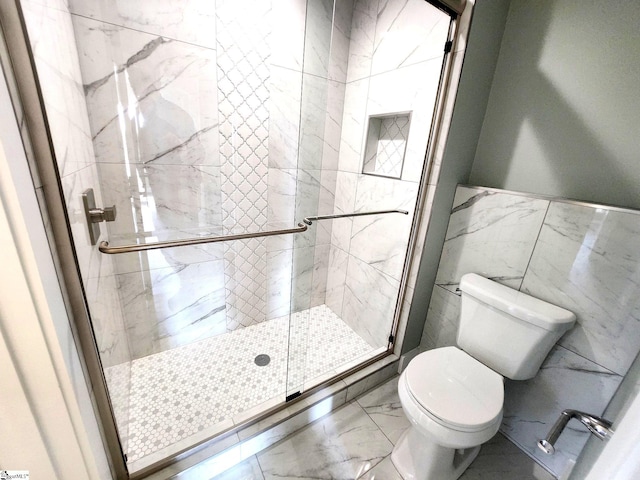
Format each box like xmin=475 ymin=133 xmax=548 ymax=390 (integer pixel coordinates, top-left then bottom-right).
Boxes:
xmin=538 ymin=409 xmax=614 ymax=455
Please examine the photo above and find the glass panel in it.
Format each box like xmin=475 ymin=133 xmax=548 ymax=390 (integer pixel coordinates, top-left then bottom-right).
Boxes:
xmin=19 ymin=0 xmax=452 ymax=472
xmin=288 ymin=0 xmax=452 ymax=394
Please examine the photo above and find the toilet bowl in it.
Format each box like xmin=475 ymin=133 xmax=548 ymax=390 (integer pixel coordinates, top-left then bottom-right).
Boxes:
xmin=391 ymin=273 xmax=576 ymax=480
xmin=392 ymin=347 xmax=503 ymax=480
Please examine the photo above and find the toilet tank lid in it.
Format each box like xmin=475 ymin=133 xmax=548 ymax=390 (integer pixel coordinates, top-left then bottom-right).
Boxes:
xmin=459 ymin=273 xmax=576 ymax=332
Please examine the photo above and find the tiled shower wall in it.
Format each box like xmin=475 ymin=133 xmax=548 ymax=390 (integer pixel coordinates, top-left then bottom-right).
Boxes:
xmin=61 ymin=0 xmax=452 ymax=362
xmin=65 ymin=0 xmax=345 ymax=359
xmin=422 ymin=185 xmax=640 ymax=477
xmin=327 ymin=0 xmax=450 ymax=348
xmin=23 ymin=0 xmax=459 ymax=368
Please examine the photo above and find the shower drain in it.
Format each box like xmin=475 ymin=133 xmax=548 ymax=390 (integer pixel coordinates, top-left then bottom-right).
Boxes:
xmin=254 ymin=354 xmax=271 ymax=366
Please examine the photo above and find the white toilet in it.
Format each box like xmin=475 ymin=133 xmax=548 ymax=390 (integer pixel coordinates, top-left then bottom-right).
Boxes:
xmin=392 ymin=273 xmax=576 ymax=480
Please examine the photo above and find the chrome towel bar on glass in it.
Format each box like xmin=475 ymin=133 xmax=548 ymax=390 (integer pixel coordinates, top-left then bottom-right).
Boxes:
xmin=98 ymin=209 xmax=409 ymax=254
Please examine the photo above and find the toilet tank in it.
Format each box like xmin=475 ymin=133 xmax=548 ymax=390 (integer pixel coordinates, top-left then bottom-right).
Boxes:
xmin=457 ymin=273 xmax=576 ymax=380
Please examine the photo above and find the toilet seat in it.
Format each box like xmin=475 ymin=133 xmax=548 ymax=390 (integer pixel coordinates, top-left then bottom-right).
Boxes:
xmin=404 ymin=346 xmax=504 ymax=432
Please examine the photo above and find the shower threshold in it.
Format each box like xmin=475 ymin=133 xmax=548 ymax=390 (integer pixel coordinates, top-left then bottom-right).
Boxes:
xmin=104 ymin=304 xmax=379 ymax=472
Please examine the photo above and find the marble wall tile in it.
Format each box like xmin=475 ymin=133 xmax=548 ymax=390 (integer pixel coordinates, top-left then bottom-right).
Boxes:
xmin=311 ymin=244 xmax=331 ymax=307
xmin=350 ymin=175 xmax=418 ymax=280
xmin=302 ymin=0 xmax=334 ymax=78
xmin=327 ymin=0 xmax=354 ymax=83
xmin=68 ymin=0 xmax=217 ymax=48
xmin=98 ymin=163 xmax=222 ymax=237
xmin=72 ymin=16 xmax=219 ymax=167
xmin=270 ymin=0 xmax=306 ymax=71
xmin=294 ymin=169 xmax=322 ymax=249
xmin=342 ymin=255 xmax=400 ymax=348
xmin=420 ymin=285 xmax=460 ymax=350
xmin=268 ymin=66 xmax=302 ymax=169
xmin=338 ymin=79 xmax=369 ymax=173
xmin=267 ymin=168 xmax=297 ymax=225
xmin=257 ymin=402 xmax=393 ymax=480
xmin=346 ymin=0 xmax=377 ymax=83
xmin=435 ymin=187 xmax=549 ymax=292
xmin=108 ymin=237 xmax=225 ymax=277
xmin=86 ymin=273 xmax=131 ymax=368
xmin=315 ymin=170 xmax=337 ymax=246
xmin=299 ymin=74 xmax=329 ymax=171
xmin=326 ymin=246 xmax=349 ymax=317
xmin=366 ymin=60 xmax=444 ymax=183
xmin=421 ymin=185 xmax=640 ymax=478
xmin=319 ymin=170 xmax=338 ymax=215
xmin=117 ymin=260 xmax=226 ymax=358
xmin=502 ymin=346 xmax=622 ymax=476
xmin=331 ymin=172 xmax=358 ymax=251
xmin=372 ymin=0 xmax=450 ymax=76
xmin=322 ymin=80 xmax=347 ymax=171
xmin=22 ymin=0 xmax=95 ymax=179
xmin=521 ymin=202 xmax=640 ymax=376
xmin=266 ymin=249 xmax=293 ymax=320
xmin=265 ymin=223 xmax=295 ymax=253
xmin=291 ymin=246 xmax=316 ymax=312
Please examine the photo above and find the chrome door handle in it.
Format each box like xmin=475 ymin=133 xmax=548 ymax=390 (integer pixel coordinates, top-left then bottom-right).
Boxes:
xmin=82 ymin=188 xmax=117 ymax=246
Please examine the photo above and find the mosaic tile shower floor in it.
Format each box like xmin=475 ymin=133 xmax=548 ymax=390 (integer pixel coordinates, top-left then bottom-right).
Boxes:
xmin=105 ymin=305 xmax=374 ymax=464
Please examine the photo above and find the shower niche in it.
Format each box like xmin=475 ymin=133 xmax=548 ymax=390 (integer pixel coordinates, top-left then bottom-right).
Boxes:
xmin=362 ymin=113 xmax=412 ymax=179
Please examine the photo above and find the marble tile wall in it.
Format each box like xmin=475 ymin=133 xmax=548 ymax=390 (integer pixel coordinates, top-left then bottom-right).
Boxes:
xmin=67 ymin=4 xmax=227 ymax=357
xmin=328 ymin=0 xmax=450 ymax=348
xmin=65 ymin=0 xmax=345 ymax=357
xmin=287 ymin=0 xmax=352 ymax=316
xmin=421 ymin=185 xmax=640 ymax=477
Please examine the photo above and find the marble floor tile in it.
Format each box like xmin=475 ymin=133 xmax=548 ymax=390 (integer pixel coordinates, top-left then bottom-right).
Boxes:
xmin=459 ymin=433 xmax=555 ymax=480
xmin=256 ymin=401 xmax=393 ymax=480
xmin=356 ymin=456 xmax=402 ymax=480
xmin=207 ymin=375 xmax=554 ymax=480
xmin=213 ymin=455 xmax=264 ymax=480
xmin=356 ymin=377 xmax=411 ymax=445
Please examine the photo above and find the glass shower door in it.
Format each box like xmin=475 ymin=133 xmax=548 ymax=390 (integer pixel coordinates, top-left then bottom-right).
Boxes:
xmin=284 ymin=0 xmax=453 ymax=395
xmin=17 ymin=0 xmax=309 ymax=472
xmin=16 ymin=0 xmax=453 ymax=473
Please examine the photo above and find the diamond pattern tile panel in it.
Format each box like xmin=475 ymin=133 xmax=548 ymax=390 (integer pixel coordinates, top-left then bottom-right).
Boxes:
xmin=105 ymin=305 xmax=373 ymax=464
xmin=376 ymin=115 xmax=410 ymax=177
xmin=216 ymin=0 xmax=272 ymax=329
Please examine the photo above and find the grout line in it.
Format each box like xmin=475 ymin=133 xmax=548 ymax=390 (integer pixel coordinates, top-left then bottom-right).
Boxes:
xmin=518 ymin=201 xmax=551 ymax=292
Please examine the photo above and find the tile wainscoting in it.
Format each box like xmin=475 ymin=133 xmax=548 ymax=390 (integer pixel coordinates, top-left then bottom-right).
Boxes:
xmin=421 ymin=185 xmax=640 ymax=477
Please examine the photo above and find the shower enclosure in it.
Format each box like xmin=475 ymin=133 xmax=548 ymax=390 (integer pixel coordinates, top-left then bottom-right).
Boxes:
xmin=10 ymin=0 xmax=454 ymax=475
